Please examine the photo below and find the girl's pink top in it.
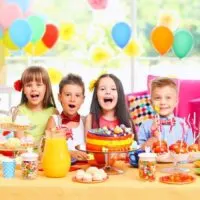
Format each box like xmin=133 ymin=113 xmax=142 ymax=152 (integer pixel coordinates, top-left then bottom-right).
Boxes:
xmin=93 ymin=116 xmax=119 ymax=129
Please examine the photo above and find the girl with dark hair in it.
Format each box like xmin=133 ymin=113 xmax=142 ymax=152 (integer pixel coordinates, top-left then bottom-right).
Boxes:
xmin=85 ymin=73 xmax=135 ymax=133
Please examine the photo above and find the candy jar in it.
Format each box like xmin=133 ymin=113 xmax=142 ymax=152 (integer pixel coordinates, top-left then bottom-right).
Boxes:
xmin=138 ymin=152 xmax=156 ymax=181
xmin=21 ymin=148 xmax=38 ymax=179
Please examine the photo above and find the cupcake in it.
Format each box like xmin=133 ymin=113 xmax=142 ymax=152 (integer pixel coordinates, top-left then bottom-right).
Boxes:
xmin=83 ymin=173 xmax=92 ymax=182
xmin=75 ymin=169 xmax=85 ymax=180
xmin=92 ymin=172 xmax=103 ymax=181
xmin=4 ymin=138 xmax=21 ymax=149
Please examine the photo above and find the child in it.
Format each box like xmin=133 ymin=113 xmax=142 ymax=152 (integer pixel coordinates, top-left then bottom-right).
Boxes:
xmin=46 ymin=73 xmax=88 ymax=160
xmin=14 ymin=66 xmax=57 ymax=145
xmin=138 ymin=77 xmax=193 ymax=149
xmin=85 ymin=74 xmax=135 ymax=163
xmin=85 ymin=73 xmax=135 ymax=132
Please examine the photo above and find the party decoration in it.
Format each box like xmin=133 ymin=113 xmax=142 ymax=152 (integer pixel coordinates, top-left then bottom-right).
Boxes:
xmin=7 ymin=0 xmax=30 ymax=12
xmin=88 ymin=0 xmax=108 ymax=10
xmin=3 ymin=30 xmax=18 ymax=50
xmin=157 ymin=10 xmax=180 ymax=31
xmin=59 ymin=22 xmax=75 ymax=41
xmin=172 ymin=29 xmax=194 ymax=59
xmin=0 ymin=3 xmax=23 ymax=29
xmin=47 ymin=68 xmax=62 ymax=84
xmin=124 ymin=39 xmax=141 ymax=57
xmin=13 ymin=79 xmax=22 ymax=91
xmin=89 ymin=79 xmax=97 ymax=92
xmin=9 ymin=19 xmax=32 ymax=48
xmin=111 ymin=22 xmax=132 ymax=48
xmin=89 ymin=45 xmax=112 ymax=65
xmin=150 ymin=26 xmax=173 ymax=55
xmin=28 ymin=15 xmax=46 ymax=43
xmin=42 ymin=24 xmax=59 ymax=48
xmin=24 ymin=40 xmax=48 ymax=56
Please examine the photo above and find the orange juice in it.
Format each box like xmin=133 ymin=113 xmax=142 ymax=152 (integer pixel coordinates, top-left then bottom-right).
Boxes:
xmin=42 ymin=137 xmax=70 ymax=178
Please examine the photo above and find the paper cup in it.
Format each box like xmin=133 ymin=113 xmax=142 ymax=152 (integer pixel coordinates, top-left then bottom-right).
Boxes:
xmin=2 ymin=159 xmax=16 ymax=178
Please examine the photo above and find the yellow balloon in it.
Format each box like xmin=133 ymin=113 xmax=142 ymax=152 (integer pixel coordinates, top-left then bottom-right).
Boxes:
xmin=59 ymin=23 xmax=76 ymax=41
xmin=124 ymin=39 xmax=141 ymax=57
xmin=3 ymin=30 xmax=18 ymax=50
xmin=24 ymin=40 xmax=48 ymax=56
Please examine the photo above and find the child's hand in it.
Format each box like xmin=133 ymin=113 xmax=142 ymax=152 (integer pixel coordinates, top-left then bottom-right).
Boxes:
xmin=141 ymin=137 xmax=159 ymax=150
xmin=70 ymin=150 xmax=88 ymax=161
xmin=151 ymin=120 xmax=160 ymax=138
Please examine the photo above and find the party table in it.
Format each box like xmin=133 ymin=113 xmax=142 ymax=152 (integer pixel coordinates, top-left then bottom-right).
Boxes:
xmin=0 ymin=163 xmax=199 ymax=200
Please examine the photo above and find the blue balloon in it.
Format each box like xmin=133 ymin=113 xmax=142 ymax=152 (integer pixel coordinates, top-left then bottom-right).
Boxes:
xmin=9 ymin=19 xmax=32 ymax=48
xmin=111 ymin=22 xmax=132 ymax=48
xmin=6 ymin=0 xmax=30 ymax=12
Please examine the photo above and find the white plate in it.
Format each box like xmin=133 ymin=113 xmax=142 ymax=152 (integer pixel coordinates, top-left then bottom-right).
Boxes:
xmin=156 ymin=152 xmax=173 ymax=163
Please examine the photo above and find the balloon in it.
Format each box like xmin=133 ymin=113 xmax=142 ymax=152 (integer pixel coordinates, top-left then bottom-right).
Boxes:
xmin=28 ymin=15 xmax=46 ymax=43
xmin=3 ymin=30 xmax=18 ymax=50
xmin=150 ymin=26 xmax=173 ymax=55
xmin=88 ymin=0 xmax=108 ymax=10
xmin=6 ymin=0 xmax=30 ymax=12
xmin=0 ymin=0 xmax=5 ymax=5
xmin=9 ymin=19 xmax=32 ymax=48
xmin=42 ymin=24 xmax=59 ymax=48
xmin=172 ymin=29 xmax=194 ymax=59
xmin=24 ymin=40 xmax=48 ymax=56
xmin=111 ymin=22 xmax=132 ymax=48
xmin=0 ymin=4 xmax=23 ymax=29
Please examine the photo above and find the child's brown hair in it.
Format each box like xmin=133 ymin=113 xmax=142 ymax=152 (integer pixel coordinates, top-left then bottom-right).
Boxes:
xmin=150 ymin=77 xmax=177 ymax=96
xmin=20 ymin=66 xmax=56 ymax=108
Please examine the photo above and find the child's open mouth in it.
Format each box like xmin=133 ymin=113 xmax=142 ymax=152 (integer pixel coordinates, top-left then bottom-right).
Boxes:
xmin=104 ymin=98 xmax=113 ymax=103
xmin=69 ymin=104 xmax=75 ymax=108
xmin=30 ymin=94 xmax=39 ymax=100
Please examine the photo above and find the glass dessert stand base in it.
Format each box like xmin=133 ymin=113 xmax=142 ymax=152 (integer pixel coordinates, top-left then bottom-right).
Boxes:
xmin=76 ymin=144 xmax=136 ymax=175
xmin=161 ymin=152 xmax=190 ymax=173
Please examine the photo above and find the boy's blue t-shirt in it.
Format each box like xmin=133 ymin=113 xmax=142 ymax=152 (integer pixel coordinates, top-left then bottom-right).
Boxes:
xmin=138 ymin=117 xmax=194 ymax=146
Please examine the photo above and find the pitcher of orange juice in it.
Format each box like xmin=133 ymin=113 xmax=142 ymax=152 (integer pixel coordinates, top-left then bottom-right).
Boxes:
xmin=41 ymin=129 xmax=70 ymax=178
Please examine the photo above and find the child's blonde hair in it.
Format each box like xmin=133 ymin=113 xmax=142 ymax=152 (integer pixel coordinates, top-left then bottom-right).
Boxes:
xmin=20 ymin=66 xmax=56 ymax=108
xmin=150 ymin=77 xmax=177 ymax=96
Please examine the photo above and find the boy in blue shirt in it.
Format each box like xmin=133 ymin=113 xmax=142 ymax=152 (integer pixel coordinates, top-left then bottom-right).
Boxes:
xmin=138 ymin=77 xmax=193 ymax=149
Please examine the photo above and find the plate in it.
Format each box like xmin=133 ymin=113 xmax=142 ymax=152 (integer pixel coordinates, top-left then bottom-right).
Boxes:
xmin=75 ymin=144 xmax=138 ymax=154
xmin=72 ymin=176 xmax=108 ymax=184
xmin=156 ymin=153 xmax=173 ymax=163
xmin=159 ymin=173 xmax=195 ymax=184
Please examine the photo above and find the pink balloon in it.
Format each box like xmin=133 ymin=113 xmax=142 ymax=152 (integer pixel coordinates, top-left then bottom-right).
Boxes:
xmin=88 ymin=0 xmax=108 ymax=9
xmin=0 ymin=0 xmax=5 ymax=5
xmin=0 ymin=4 xmax=23 ymax=29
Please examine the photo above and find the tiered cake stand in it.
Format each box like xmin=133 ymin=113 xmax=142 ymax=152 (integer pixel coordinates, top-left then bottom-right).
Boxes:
xmin=76 ymin=144 xmax=136 ymax=175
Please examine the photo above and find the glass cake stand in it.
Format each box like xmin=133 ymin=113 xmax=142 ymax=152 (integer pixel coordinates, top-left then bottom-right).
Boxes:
xmin=76 ymin=144 xmax=137 ymax=175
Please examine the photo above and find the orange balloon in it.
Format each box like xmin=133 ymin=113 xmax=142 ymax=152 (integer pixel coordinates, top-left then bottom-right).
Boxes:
xmin=150 ymin=26 xmax=173 ymax=55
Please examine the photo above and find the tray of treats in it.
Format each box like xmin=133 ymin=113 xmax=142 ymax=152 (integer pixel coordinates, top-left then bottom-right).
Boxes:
xmin=0 ymin=135 xmax=35 ymax=151
xmin=159 ymin=173 xmax=195 ymax=184
xmin=72 ymin=167 xmax=108 ymax=184
xmin=0 ymin=115 xmax=34 ymax=132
